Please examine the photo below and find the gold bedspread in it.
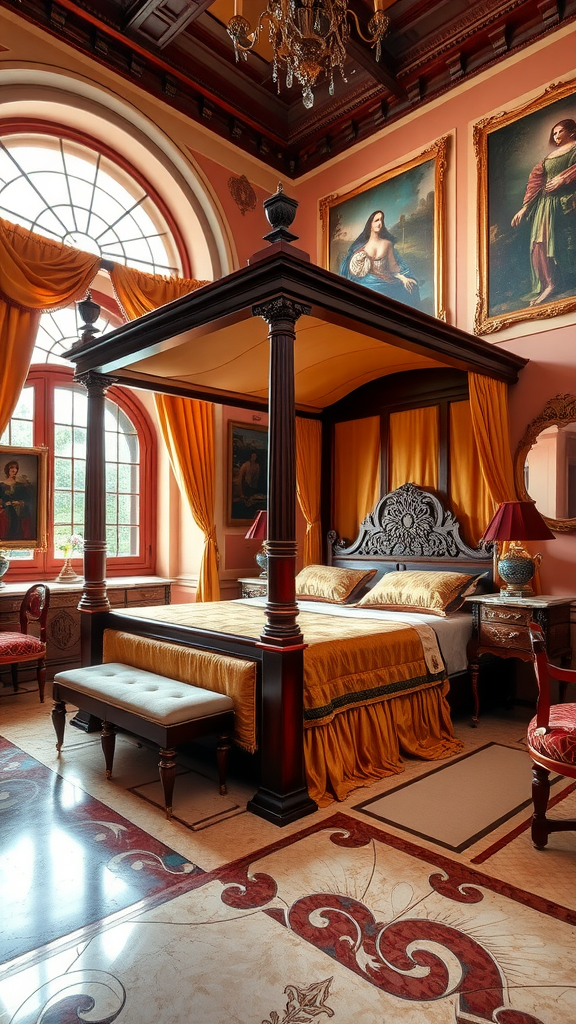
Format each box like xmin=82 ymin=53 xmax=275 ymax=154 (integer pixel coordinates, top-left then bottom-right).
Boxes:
xmin=109 ymin=601 xmax=463 ymax=805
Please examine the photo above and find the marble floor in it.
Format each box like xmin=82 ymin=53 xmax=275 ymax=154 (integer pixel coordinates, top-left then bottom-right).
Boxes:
xmin=1 ymin=682 xmax=576 ymax=1024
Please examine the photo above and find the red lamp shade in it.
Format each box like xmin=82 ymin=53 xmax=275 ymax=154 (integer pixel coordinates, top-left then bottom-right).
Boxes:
xmin=480 ymin=501 xmax=555 ymax=543
xmin=245 ymin=510 xmax=267 ymax=540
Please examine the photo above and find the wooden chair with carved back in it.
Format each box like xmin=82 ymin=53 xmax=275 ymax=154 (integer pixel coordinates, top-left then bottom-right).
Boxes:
xmin=0 ymin=584 xmax=50 ymax=702
xmin=527 ymin=622 xmax=576 ymax=849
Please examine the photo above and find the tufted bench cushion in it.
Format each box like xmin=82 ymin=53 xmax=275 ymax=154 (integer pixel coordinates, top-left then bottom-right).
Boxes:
xmin=53 ymin=663 xmax=234 ymax=725
xmin=52 ymin=663 xmax=235 ymax=818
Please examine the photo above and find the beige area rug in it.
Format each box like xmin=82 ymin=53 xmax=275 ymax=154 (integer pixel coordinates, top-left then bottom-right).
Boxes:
xmin=354 ymin=743 xmax=564 ymax=852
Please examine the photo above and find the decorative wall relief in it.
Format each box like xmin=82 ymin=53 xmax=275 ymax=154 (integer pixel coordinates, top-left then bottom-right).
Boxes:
xmin=228 ymin=174 xmax=257 ymax=215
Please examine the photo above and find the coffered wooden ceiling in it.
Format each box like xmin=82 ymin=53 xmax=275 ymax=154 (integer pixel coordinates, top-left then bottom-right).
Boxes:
xmin=2 ymin=0 xmax=573 ymax=176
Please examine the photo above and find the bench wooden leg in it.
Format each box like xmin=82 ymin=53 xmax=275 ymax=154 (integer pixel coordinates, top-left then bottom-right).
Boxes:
xmin=101 ymin=721 xmax=117 ymax=779
xmin=52 ymin=698 xmax=67 ymax=754
xmin=11 ymin=663 xmax=18 ymax=693
xmin=531 ymin=762 xmax=551 ymax=849
xmin=217 ymin=733 xmax=231 ymax=795
xmin=158 ymin=747 xmax=176 ymax=819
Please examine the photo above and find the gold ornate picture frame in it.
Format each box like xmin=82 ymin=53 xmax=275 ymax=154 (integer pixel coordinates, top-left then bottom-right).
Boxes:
xmin=474 ymin=79 xmax=576 ymax=335
xmin=0 ymin=445 xmax=48 ymax=550
xmin=227 ymin=421 xmax=268 ymax=527
xmin=320 ymin=136 xmax=448 ymax=321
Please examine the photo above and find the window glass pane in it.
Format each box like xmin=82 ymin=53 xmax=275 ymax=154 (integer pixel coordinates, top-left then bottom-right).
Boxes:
xmin=54 ymin=388 xmax=73 ymax=425
xmin=106 ymin=525 xmax=118 ymax=557
xmin=73 ymin=426 xmax=86 ymax=460
xmin=117 ymin=463 xmax=132 ymax=492
xmin=73 ymin=492 xmax=85 ymax=525
xmin=54 ymin=458 xmax=72 ymax=489
xmin=118 ymin=526 xmax=134 ymax=556
xmin=12 ymin=390 xmax=34 ymax=420
xmin=73 ymin=391 xmax=87 ymax=426
xmin=118 ymin=494 xmax=132 ymax=524
xmin=54 ymin=490 xmax=72 ymax=523
xmin=118 ymin=432 xmax=139 ymax=463
xmin=106 ymin=493 xmax=117 ymax=523
xmin=105 ymin=432 xmax=117 ymax=461
xmin=106 ymin=464 xmax=118 ymax=492
xmin=74 ymin=461 xmax=85 ymax=489
xmin=54 ymin=425 xmax=73 ymax=457
xmin=10 ymin=420 xmax=34 ymax=447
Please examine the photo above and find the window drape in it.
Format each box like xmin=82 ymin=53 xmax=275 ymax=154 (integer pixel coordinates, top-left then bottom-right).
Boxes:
xmin=110 ymin=264 xmax=219 ymax=601
xmin=468 ymin=373 xmax=516 ymax=506
xmin=296 ymin=417 xmax=322 ymax=565
xmin=0 ymin=217 xmax=100 ymax=436
xmin=389 ymin=406 xmax=439 ymax=491
xmin=333 ymin=417 xmax=380 ymax=544
xmin=449 ymin=400 xmax=493 ymax=545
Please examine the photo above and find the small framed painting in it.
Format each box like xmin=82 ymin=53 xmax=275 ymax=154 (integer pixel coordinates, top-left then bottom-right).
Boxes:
xmin=474 ymin=78 xmax=576 ymax=334
xmin=0 ymin=445 xmax=48 ymax=550
xmin=227 ymin=421 xmax=268 ymax=527
xmin=321 ymin=136 xmax=448 ymax=320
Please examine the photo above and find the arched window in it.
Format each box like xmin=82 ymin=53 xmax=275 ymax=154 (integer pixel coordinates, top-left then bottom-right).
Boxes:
xmin=0 ymin=126 xmax=184 ymax=577
xmin=1 ymin=366 xmax=156 ymax=578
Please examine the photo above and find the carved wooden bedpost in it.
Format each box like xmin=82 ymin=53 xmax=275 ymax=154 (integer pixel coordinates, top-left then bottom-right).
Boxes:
xmin=248 ymin=290 xmax=317 ymax=825
xmin=75 ymin=368 xmax=116 ymax=666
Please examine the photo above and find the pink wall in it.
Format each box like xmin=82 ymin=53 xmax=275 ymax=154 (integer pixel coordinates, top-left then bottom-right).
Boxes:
xmin=288 ymin=29 xmax=576 ymax=597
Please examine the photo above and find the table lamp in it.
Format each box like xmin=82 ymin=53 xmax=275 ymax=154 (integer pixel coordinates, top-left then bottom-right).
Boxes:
xmin=480 ymin=500 xmax=555 ymax=597
xmin=245 ymin=510 xmax=268 ymax=577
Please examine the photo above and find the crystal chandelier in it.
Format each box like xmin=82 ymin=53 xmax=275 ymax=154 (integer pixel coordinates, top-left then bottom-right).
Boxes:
xmin=227 ymin=0 xmax=391 ymax=109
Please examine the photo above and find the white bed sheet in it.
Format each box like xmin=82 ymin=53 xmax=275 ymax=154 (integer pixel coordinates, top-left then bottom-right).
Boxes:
xmin=237 ymin=596 xmax=472 ymax=676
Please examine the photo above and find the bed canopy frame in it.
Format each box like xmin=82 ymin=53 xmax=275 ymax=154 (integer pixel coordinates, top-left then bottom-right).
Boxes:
xmin=66 ymin=190 xmax=526 ymax=826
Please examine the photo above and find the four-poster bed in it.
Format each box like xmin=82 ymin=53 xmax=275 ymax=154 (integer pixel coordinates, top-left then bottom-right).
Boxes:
xmin=66 ymin=198 xmax=527 ymax=825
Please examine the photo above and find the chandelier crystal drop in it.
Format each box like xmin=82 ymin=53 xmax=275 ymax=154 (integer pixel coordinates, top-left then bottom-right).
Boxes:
xmin=227 ymin=0 xmax=391 ymax=109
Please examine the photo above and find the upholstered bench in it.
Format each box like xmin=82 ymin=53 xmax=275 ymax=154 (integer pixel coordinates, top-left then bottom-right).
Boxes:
xmin=52 ymin=663 xmax=235 ymax=818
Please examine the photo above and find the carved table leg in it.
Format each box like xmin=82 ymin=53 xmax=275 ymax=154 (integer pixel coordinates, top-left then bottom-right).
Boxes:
xmin=159 ymin=747 xmax=176 ymax=819
xmin=531 ymin=762 xmax=551 ymax=850
xmin=101 ymin=721 xmax=117 ymax=779
xmin=52 ymin=698 xmax=67 ymax=754
xmin=217 ymin=733 xmax=232 ymax=795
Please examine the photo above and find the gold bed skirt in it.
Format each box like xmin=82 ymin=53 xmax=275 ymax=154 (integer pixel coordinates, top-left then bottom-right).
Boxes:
xmin=305 ymin=678 xmax=461 ymax=806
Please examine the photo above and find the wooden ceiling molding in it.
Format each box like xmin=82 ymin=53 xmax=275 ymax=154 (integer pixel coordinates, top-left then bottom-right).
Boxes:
xmin=1 ymin=0 xmax=574 ymax=176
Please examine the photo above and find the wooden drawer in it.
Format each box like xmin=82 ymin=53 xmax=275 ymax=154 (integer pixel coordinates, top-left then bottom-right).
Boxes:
xmin=478 ymin=620 xmax=530 ymax=652
xmin=126 ymin=586 xmax=167 ymax=605
xmin=481 ymin=605 xmax=532 ymax=627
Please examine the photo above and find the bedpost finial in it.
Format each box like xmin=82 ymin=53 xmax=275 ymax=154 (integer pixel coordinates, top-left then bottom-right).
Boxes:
xmin=263 ymin=185 xmax=299 ymax=244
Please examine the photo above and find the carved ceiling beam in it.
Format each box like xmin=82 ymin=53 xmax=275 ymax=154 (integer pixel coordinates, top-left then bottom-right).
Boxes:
xmin=126 ymin=0 xmax=213 ymax=49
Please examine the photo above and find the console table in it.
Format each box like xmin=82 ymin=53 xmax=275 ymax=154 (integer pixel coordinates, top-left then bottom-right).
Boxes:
xmin=466 ymin=593 xmax=573 ymax=725
xmin=0 ymin=576 xmax=171 ymax=687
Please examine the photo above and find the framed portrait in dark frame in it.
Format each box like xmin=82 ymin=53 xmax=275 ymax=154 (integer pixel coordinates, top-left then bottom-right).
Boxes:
xmin=227 ymin=422 xmax=268 ymax=527
xmin=321 ymin=136 xmax=448 ymax=321
xmin=0 ymin=445 xmax=48 ymax=550
xmin=475 ymin=78 xmax=576 ymax=334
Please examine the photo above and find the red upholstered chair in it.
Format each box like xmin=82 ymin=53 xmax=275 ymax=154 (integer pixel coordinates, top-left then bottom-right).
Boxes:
xmin=527 ymin=622 xmax=576 ymax=849
xmin=0 ymin=584 xmax=50 ymax=703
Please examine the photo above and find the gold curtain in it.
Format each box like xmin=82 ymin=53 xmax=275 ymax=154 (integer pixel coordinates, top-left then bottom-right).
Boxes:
xmin=0 ymin=217 xmax=101 ymax=436
xmin=389 ymin=406 xmax=439 ymax=490
xmin=449 ymin=401 xmax=493 ymax=546
xmin=296 ymin=417 xmax=322 ymax=565
xmin=110 ymin=264 xmax=219 ymax=601
xmin=333 ymin=417 xmax=380 ymax=544
xmin=110 ymin=262 xmax=208 ymax=318
xmin=468 ymin=373 xmax=516 ymax=506
xmin=155 ymin=396 xmax=220 ymax=602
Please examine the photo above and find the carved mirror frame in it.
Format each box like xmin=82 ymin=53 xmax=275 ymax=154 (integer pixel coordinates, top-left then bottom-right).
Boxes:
xmin=514 ymin=393 xmax=576 ymax=533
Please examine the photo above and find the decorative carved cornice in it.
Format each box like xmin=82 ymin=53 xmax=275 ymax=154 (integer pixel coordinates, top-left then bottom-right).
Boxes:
xmin=252 ymin=297 xmax=312 ymax=326
xmin=74 ymin=370 xmax=117 ymax=393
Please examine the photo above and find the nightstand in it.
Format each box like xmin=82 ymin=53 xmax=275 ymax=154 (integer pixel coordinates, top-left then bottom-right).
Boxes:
xmin=466 ymin=593 xmax=573 ymax=725
xmin=238 ymin=577 xmax=267 ymax=599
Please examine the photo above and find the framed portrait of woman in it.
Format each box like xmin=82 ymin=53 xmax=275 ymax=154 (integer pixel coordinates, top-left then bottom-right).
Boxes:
xmin=320 ymin=136 xmax=448 ymax=320
xmin=475 ymin=78 xmax=576 ymax=334
xmin=0 ymin=445 xmax=48 ymax=550
xmin=227 ymin=422 xmax=268 ymax=527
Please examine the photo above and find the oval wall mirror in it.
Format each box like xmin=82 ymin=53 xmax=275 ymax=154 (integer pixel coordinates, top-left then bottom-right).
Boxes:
xmin=514 ymin=394 xmax=576 ymax=532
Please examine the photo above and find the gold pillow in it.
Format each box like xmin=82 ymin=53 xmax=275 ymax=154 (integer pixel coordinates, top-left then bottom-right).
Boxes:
xmin=356 ymin=570 xmax=482 ymax=617
xmin=295 ymin=564 xmax=377 ymax=604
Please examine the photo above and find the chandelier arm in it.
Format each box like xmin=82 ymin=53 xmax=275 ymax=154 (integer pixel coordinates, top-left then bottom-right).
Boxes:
xmin=347 ymin=8 xmax=384 ymax=45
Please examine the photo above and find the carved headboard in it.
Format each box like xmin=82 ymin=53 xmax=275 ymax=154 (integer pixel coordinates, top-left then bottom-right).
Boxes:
xmin=328 ymin=484 xmax=493 ymax=591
